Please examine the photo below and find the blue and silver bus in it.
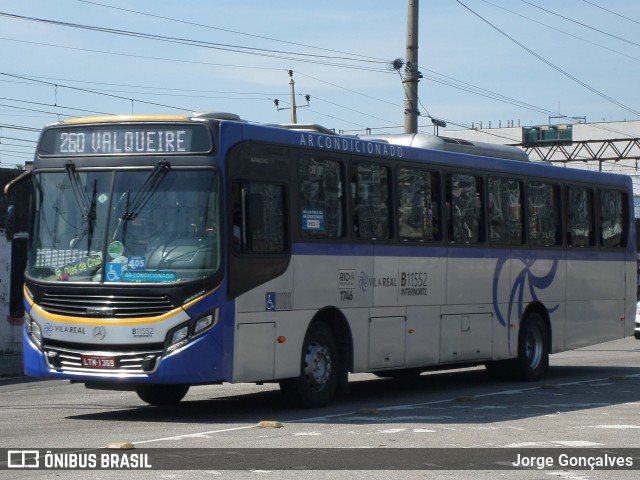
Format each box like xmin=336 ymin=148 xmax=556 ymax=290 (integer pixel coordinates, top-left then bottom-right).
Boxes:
xmin=15 ymin=112 xmax=637 ymax=407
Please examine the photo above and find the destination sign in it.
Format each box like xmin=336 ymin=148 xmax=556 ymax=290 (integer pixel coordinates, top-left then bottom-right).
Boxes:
xmin=39 ymin=124 xmax=212 ymax=156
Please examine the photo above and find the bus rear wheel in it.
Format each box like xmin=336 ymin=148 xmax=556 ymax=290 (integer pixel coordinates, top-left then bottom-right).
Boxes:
xmin=485 ymin=312 xmax=549 ymax=382
xmin=279 ymin=322 xmax=339 ymax=408
xmin=515 ymin=312 xmax=549 ymax=381
xmin=136 ymin=384 xmax=190 ymax=405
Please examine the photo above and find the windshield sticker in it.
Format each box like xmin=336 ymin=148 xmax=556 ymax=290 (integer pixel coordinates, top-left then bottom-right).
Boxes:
xmin=108 ymin=241 xmax=124 ymax=259
xmin=105 ymin=262 xmax=122 ymax=282
xmin=301 ymin=209 xmax=325 ymax=231
xmin=122 ymin=271 xmax=177 ymax=282
xmin=55 ymin=254 xmax=103 ymax=281
xmin=98 ymin=194 xmax=108 ymax=204
xmin=105 ymin=259 xmax=175 ymax=283
xmin=127 ymin=256 xmax=146 ymax=271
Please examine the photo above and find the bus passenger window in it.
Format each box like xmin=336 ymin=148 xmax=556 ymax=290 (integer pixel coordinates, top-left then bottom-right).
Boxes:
xmin=397 ymin=167 xmax=441 ymax=242
xmin=352 ymin=162 xmax=391 ymax=240
xmin=566 ymin=186 xmax=595 ymax=247
xmin=599 ymin=189 xmax=627 ymax=248
xmin=528 ymin=182 xmax=562 ymax=247
xmin=488 ymin=177 xmax=523 ymax=245
xmin=446 ymin=173 xmax=485 ymax=244
xmin=299 ymin=156 xmax=345 ymax=239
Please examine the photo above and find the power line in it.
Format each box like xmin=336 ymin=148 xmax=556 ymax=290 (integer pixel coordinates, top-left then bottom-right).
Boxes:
xmin=0 ymin=136 xmax=37 ymax=144
xmin=478 ymin=0 xmax=640 ymax=63
xmin=581 ymin=0 xmax=640 ymax=27
xmin=2 ymin=5 xmax=635 ymax=142
xmin=0 ymin=72 xmax=192 ymax=113
xmin=0 ymin=75 xmax=283 ymax=97
xmin=311 ymin=96 xmax=393 ymax=125
xmin=0 ymin=96 xmax=112 ymax=116
xmin=0 ymin=11 xmax=389 ymax=71
xmin=456 ymin=0 xmax=640 ymax=119
xmin=0 ymin=142 xmax=34 ymax=150
xmin=0 ymin=149 xmax=32 ymax=156
xmin=0 ymin=21 xmax=590 ymax=133
xmin=75 ymin=0 xmax=385 ymax=63
xmin=0 ymin=123 xmax=40 ymax=132
xmin=519 ymin=0 xmax=640 ymax=49
xmin=0 ymin=36 xmax=285 ymax=73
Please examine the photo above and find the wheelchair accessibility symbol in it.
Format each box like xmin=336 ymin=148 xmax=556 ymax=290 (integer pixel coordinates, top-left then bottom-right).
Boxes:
xmin=266 ymin=292 xmax=276 ymax=311
xmin=106 ymin=262 xmax=122 ymax=282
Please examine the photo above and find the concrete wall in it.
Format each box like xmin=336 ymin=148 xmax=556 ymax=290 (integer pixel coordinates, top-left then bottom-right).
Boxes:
xmin=0 ymin=232 xmax=23 ymax=376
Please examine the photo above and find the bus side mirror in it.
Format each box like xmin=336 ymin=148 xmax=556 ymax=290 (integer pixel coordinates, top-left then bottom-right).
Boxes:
xmin=4 ymin=169 xmax=32 ymax=241
xmin=5 ymin=205 xmax=15 ymax=241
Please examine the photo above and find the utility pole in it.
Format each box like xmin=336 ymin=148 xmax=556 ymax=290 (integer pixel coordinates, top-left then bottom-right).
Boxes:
xmin=404 ymin=0 xmax=420 ymax=134
xmin=274 ymin=70 xmax=310 ymax=124
xmin=288 ymin=70 xmax=298 ymax=124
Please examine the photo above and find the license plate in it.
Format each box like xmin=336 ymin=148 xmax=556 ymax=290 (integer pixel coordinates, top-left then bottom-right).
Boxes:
xmin=81 ymin=355 xmax=116 ymax=369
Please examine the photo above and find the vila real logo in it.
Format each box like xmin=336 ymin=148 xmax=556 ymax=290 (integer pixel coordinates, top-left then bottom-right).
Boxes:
xmin=42 ymin=323 xmax=87 ymax=336
xmin=357 ymin=272 xmax=397 ymax=292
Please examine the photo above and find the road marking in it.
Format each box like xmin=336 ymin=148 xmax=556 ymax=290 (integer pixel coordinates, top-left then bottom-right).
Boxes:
xmin=552 ymin=440 xmax=601 ymax=447
xmin=545 ymin=472 xmax=591 ymax=480
xmin=588 ymin=425 xmax=640 ymax=429
xmin=130 ymin=372 xmax=640 ymax=445
xmin=132 ymin=425 xmax=258 ymax=445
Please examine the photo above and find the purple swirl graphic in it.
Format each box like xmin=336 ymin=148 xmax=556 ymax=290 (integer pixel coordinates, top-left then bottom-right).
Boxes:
xmin=358 ymin=271 xmax=369 ymax=292
xmin=493 ymin=256 xmax=559 ymax=354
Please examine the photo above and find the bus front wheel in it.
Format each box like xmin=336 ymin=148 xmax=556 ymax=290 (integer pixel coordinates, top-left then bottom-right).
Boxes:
xmin=136 ymin=384 xmax=190 ymax=405
xmin=279 ymin=322 xmax=339 ymax=408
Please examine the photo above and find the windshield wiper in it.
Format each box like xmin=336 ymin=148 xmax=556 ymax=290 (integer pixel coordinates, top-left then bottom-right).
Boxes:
xmin=86 ymin=180 xmax=97 ymax=254
xmin=114 ymin=160 xmax=171 ymax=243
xmin=65 ymin=161 xmax=97 ymax=254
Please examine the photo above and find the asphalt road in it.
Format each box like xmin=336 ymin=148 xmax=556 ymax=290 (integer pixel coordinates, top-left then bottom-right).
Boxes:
xmin=1 ymin=337 xmax=640 ymax=479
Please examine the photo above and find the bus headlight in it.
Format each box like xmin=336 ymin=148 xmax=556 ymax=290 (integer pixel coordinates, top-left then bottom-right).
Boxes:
xmin=194 ymin=314 xmax=215 ymax=334
xmin=170 ymin=326 xmax=189 ymax=346
xmin=164 ymin=309 xmax=219 ymax=355
xmin=25 ymin=312 xmax=43 ymax=349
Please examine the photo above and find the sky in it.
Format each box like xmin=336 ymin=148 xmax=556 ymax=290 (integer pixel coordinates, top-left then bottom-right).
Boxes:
xmin=1 ymin=0 xmax=640 ymax=167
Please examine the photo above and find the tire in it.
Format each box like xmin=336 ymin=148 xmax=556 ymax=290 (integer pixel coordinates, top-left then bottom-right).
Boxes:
xmin=634 ymin=331 xmax=640 ymax=340
xmin=279 ymin=322 xmax=339 ymax=408
xmin=514 ymin=312 xmax=549 ymax=381
xmin=136 ymin=384 xmax=190 ymax=405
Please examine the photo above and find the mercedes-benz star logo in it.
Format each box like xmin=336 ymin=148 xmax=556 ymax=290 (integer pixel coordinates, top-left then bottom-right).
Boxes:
xmin=93 ymin=326 xmax=106 ymax=341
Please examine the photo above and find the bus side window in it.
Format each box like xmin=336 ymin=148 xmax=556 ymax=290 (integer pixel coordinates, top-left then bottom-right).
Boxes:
xmin=446 ymin=173 xmax=485 ymax=244
xmin=599 ymin=189 xmax=627 ymax=248
xmin=232 ymin=181 xmax=287 ymax=253
xmin=352 ymin=162 xmax=391 ymax=240
xmin=299 ymin=156 xmax=345 ymax=239
xmin=397 ymin=167 xmax=440 ymax=242
xmin=488 ymin=177 xmax=523 ymax=245
xmin=566 ymin=186 xmax=595 ymax=247
xmin=528 ymin=181 xmax=562 ymax=247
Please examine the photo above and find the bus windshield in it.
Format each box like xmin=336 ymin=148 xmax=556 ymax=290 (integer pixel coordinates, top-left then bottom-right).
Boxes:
xmin=28 ymin=167 xmax=220 ymax=284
